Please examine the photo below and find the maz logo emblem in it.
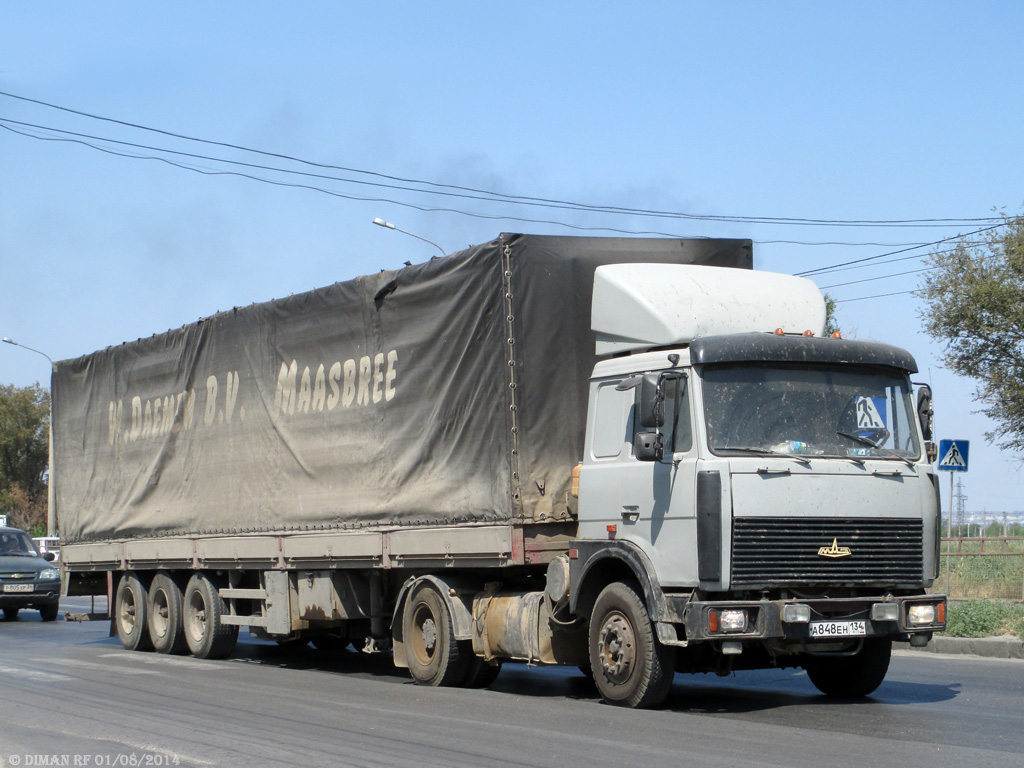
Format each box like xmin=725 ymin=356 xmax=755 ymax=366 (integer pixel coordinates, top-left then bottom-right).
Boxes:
xmin=817 ymin=538 xmax=853 ymax=558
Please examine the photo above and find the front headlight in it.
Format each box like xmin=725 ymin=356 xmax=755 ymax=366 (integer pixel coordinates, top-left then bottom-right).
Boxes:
xmin=39 ymin=568 xmax=59 ymax=581
xmin=908 ymin=604 xmax=937 ymax=625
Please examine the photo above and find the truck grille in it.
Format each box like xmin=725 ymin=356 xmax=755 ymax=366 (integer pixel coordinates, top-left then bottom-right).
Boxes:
xmin=731 ymin=517 xmax=923 ymax=587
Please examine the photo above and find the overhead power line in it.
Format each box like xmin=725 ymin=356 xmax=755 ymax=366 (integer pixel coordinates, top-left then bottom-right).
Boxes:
xmin=0 ymin=89 xmax=1005 ymax=232
xmin=819 ymin=266 xmax=932 ymax=290
xmin=795 ymin=223 xmax=1006 ymax=278
xmin=835 ymin=289 xmax=918 ymax=304
xmin=0 ymin=117 xmax=962 ymax=247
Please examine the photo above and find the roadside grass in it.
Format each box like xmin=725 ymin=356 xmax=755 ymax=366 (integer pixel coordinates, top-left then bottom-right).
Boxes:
xmin=940 ymin=599 xmax=1024 ymax=639
xmin=939 ymin=553 xmax=1024 ymax=600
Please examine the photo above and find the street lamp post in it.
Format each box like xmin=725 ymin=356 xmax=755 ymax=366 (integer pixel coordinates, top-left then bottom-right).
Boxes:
xmin=2 ymin=337 xmax=57 ymax=536
xmin=372 ymin=218 xmax=447 ymax=259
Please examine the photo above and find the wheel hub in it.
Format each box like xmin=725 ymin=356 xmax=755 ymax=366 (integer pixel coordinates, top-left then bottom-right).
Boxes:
xmin=421 ymin=617 xmax=437 ymax=653
xmin=598 ymin=612 xmax=635 ymax=682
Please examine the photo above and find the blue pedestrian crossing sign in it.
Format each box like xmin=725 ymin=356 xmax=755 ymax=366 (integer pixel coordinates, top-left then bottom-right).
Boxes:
xmin=937 ymin=439 xmax=969 ymax=471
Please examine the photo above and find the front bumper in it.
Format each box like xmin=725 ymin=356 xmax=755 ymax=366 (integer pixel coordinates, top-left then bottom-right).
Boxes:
xmin=680 ymin=594 xmax=946 ymax=644
xmin=0 ymin=581 xmax=61 ymax=608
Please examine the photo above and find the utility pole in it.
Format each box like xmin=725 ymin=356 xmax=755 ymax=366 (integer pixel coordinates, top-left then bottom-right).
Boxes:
xmin=953 ymin=478 xmax=967 ymax=537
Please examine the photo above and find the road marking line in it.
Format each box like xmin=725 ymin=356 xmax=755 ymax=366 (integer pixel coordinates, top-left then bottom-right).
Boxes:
xmin=0 ymin=663 xmax=72 ymax=682
xmin=41 ymin=657 xmax=160 ymax=675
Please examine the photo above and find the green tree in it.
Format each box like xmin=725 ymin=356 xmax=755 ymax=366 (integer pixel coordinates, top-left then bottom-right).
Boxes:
xmin=918 ymin=211 xmax=1024 ymax=452
xmin=823 ymin=293 xmax=840 ymax=337
xmin=0 ymin=383 xmax=50 ymax=531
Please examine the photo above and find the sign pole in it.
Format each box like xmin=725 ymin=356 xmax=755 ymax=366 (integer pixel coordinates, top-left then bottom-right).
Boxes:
xmin=946 ymin=472 xmax=952 ymax=596
xmin=937 ymin=439 xmax=969 ymax=598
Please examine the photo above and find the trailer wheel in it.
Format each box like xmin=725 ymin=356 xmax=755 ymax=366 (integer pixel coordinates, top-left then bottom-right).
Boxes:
xmin=183 ymin=573 xmax=238 ymax=660
xmin=147 ymin=572 xmax=188 ymax=654
xmin=804 ymin=638 xmax=892 ymax=697
xmin=115 ymin=572 xmax=153 ymax=651
xmin=589 ymin=581 xmax=675 ymax=709
xmin=403 ymin=582 xmax=467 ymax=686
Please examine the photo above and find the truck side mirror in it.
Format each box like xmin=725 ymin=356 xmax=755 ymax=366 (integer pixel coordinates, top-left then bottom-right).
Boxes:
xmin=916 ymin=384 xmax=934 ymax=442
xmin=633 ymin=430 xmax=664 ymax=462
xmin=638 ymin=373 xmax=665 ymax=429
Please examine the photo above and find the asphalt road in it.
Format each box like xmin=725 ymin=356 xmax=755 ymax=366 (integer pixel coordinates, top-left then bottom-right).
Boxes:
xmin=1 ymin=598 xmax=1021 ymax=768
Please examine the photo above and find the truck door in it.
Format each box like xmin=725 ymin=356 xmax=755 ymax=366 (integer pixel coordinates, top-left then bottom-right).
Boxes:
xmin=578 ymin=373 xmax=699 ymax=587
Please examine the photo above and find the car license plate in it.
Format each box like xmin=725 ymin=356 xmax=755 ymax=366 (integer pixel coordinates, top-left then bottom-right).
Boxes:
xmin=810 ymin=620 xmax=866 ymax=638
xmin=3 ymin=583 xmax=33 ymax=593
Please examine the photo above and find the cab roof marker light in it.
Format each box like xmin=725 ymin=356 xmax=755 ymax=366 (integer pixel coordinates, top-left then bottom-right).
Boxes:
xmin=831 ymin=331 xmax=842 ymax=338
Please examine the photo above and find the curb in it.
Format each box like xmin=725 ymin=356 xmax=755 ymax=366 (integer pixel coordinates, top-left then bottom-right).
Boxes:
xmin=894 ymin=634 xmax=1024 ymax=660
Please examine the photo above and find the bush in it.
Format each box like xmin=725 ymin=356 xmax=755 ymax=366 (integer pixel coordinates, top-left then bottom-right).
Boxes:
xmin=942 ymin=600 xmax=1024 ymax=638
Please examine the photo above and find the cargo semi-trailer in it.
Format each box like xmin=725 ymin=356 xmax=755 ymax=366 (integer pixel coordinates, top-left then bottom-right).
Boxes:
xmin=56 ymin=233 xmax=945 ymax=708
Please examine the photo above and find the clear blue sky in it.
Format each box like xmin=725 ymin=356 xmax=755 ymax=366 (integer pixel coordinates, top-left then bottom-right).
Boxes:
xmin=2 ymin=2 xmax=1022 ymax=514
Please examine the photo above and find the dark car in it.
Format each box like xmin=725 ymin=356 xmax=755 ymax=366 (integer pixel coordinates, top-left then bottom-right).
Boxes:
xmin=0 ymin=526 xmax=61 ymax=621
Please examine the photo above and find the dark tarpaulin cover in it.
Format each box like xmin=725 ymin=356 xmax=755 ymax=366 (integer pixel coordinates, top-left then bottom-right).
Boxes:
xmin=52 ymin=234 xmax=751 ymax=543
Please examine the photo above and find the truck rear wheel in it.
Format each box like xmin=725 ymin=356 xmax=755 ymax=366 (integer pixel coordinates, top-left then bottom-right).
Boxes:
xmin=183 ymin=573 xmax=238 ymax=660
xmin=115 ymin=572 xmax=153 ymax=651
xmin=589 ymin=581 xmax=675 ymax=709
xmin=804 ymin=638 xmax=892 ymax=697
xmin=403 ymin=582 xmax=467 ymax=686
xmin=147 ymin=572 xmax=188 ymax=655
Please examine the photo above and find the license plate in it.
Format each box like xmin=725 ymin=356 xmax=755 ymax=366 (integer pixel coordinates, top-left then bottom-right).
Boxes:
xmin=3 ymin=583 xmax=33 ymax=593
xmin=810 ymin=620 xmax=866 ymax=638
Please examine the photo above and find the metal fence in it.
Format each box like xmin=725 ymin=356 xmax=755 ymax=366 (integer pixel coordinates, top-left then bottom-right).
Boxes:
xmin=939 ymin=537 xmax=1024 ymax=601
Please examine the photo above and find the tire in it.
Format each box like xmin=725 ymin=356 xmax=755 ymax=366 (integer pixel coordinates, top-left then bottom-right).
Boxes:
xmin=115 ymin=572 xmax=153 ymax=651
xmin=402 ymin=582 xmax=467 ymax=686
xmin=38 ymin=602 xmax=60 ymax=622
xmin=183 ymin=573 xmax=239 ymax=660
xmin=3 ymin=607 xmax=20 ymax=620
xmin=804 ymin=638 xmax=892 ymax=697
xmin=589 ymin=581 xmax=676 ymax=709
xmin=147 ymin=572 xmax=188 ymax=654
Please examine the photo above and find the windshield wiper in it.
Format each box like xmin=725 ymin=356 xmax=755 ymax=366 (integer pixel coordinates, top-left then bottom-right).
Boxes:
xmin=836 ymin=431 xmax=914 ymax=467
xmin=720 ymin=446 xmax=811 ymax=466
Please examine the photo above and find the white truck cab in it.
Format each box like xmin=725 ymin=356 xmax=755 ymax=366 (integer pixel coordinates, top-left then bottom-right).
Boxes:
xmin=570 ymin=264 xmax=944 ymax=704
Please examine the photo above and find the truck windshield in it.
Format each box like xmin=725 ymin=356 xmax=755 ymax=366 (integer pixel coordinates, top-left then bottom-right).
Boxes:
xmin=701 ymin=365 xmax=920 ymax=461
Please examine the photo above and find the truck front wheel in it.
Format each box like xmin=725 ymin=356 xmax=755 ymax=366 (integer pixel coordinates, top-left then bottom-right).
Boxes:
xmin=402 ymin=582 xmax=467 ymax=686
xmin=115 ymin=572 xmax=152 ymax=651
xmin=589 ymin=581 xmax=675 ymax=709
xmin=183 ymin=573 xmax=238 ymax=660
xmin=804 ymin=638 xmax=892 ymax=697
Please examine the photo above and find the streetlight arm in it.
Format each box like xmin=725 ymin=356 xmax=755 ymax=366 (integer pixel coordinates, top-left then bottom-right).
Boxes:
xmin=3 ymin=337 xmax=55 ymax=370
xmin=372 ymin=218 xmax=446 ymax=259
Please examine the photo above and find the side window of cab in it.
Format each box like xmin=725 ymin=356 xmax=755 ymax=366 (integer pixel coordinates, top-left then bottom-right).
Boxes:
xmin=592 ymin=381 xmax=635 ymax=459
